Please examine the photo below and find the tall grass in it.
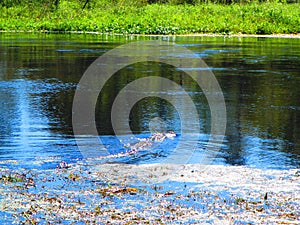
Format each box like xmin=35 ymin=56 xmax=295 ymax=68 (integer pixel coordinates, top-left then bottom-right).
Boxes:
xmin=0 ymin=0 xmax=299 ymax=34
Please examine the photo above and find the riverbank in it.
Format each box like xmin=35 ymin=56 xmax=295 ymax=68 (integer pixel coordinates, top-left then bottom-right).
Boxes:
xmin=2 ymin=30 xmax=300 ymax=39
xmin=1 ymin=1 xmax=299 ymax=35
xmin=0 ymin=158 xmax=299 ymax=224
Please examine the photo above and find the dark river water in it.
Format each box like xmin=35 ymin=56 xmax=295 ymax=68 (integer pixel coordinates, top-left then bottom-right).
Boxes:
xmin=0 ymin=33 xmax=299 ymax=169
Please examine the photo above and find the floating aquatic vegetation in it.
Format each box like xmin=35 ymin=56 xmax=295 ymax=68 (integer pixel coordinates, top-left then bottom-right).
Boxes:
xmin=0 ymin=163 xmax=299 ymax=224
xmin=0 ymin=173 xmax=26 ymax=183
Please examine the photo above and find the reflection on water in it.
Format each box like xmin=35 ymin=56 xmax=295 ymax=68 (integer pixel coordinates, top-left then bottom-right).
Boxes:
xmin=0 ymin=33 xmax=299 ymax=169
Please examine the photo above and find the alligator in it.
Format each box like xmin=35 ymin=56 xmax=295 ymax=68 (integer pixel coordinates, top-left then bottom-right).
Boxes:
xmin=125 ymin=131 xmax=176 ymax=155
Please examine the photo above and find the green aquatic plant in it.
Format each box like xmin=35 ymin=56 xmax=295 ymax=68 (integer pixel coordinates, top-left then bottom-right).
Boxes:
xmin=235 ymin=197 xmax=246 ymax=204
xmin=22 ymin=211 xmax=37 ymax=225
xmin=0 ymin=173 xmax=26 ymax=183
xmin=67 ymin=172 xmax=81 ymax=181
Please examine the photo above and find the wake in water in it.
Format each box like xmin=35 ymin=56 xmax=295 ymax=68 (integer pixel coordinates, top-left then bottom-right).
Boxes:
xmin=124 ymin=131 xmax=176 ymax=155
xmin=90 ymin=131 xmax=177 ymax=163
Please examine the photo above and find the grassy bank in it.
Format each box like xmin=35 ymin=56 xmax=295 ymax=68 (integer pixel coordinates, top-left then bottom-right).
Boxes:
xmin=0 ymin=1 xmax=299 ymax=35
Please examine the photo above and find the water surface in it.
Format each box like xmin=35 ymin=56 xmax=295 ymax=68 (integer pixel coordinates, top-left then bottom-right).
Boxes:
xmin=0 ymin=33 xmax=299 ymax=169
